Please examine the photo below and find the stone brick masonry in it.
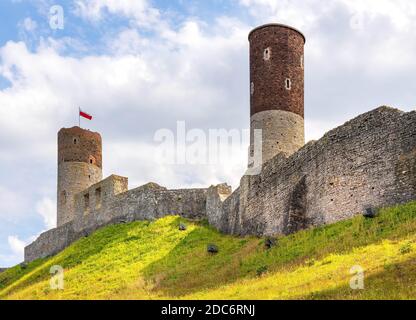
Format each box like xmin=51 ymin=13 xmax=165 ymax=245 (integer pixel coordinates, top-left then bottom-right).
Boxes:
xmin=57 ymin=127 xmax=103 ymax=227
xmin=25 ymin=176 xmax=208 ymax=262
xmin=208 ymin=107 xmax=416 ymax=236
xmin=249 ymin=24 xmax=305 ymax=164
xmin=249 ymin=24 xmax=305 ymax=117
xmin=25 ymin=106 xmax=416 ymax=262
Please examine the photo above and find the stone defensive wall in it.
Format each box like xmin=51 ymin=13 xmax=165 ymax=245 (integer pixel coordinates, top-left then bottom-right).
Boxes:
xmin=207 ymin=107 xmax=416 ymax=236
xmin=25 ymin=106 xmax=416 ymax=262
xmin=25 ymin=177 xmax=208 ymax=262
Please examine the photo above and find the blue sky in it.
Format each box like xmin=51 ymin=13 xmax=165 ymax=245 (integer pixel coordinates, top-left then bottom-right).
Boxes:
xmin=0 ymin=1 xmax=248 ymax=56
xmin=1 ymin=0 xmax=416 ymax=267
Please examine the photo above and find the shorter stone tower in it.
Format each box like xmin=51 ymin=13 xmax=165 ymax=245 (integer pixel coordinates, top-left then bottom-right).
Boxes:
xmin=248 ymin=23 xmax=306 ymax=167
xmin=57 ymin=127 xmax=102 ymax=227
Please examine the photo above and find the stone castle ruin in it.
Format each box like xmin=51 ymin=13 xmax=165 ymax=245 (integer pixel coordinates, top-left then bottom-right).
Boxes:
xmin=25 ymin=24 xmax=416 ymax=262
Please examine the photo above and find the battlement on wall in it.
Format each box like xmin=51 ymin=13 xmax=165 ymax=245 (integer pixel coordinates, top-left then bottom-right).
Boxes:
xmin=73 ymin=175 xmax=129 ymax=231
xmin=208 ymin=106 xmax=416 ymax=236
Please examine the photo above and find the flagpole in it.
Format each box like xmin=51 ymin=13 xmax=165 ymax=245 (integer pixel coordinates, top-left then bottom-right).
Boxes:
xmin=79 ymin=107 xmax=81 ymax=128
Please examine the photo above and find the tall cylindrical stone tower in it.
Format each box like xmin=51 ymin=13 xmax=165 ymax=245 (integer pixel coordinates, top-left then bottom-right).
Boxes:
xmin=248 ymin=23 xmax=305 ymax=167
xmin=57 ymin=127 xmax=102 ymax=226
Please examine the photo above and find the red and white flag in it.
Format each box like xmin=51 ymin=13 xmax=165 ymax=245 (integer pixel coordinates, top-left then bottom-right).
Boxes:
xmin=79 ymin=109 xmax=92 ymax=120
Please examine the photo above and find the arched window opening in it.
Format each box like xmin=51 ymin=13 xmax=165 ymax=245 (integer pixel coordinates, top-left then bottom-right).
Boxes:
xmin=60 ymin=191 xmax=67 ymax=206
xmin=89 ymin=155 xmax=96 ymax=165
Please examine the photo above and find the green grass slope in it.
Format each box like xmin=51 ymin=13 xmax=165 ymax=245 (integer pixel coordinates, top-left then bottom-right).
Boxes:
xmin=1 ymin=202 xmax=416 ymax=300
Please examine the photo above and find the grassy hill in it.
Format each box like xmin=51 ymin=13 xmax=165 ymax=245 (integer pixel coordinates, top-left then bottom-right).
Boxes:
xmin=1 ymin=202 xmax=416 ymax=300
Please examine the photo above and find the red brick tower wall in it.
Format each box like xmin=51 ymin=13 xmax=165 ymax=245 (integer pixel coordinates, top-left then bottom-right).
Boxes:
xmin=249 ymin=24 xmax=305 ymax=118
xmin=248 ymin=24 xmax=306 ymax=167
xmin=58 ymin=127 xmax=102 ymax=168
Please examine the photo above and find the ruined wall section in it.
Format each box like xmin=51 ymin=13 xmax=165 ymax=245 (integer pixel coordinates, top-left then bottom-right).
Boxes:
xmin=25 ymin=106 xmax=416 ymax=262
xmin=25 ymin=177 xmax=209 ymax=262
xmin=206 ymin=184 xmax=234 ymax=232
xmin=211 ymin=107 xmax=416 ymax=236
xmin=72 ymin=177 xmax=209 ymax=235
xmin=24 ymin=222 xmax=76 ymax=262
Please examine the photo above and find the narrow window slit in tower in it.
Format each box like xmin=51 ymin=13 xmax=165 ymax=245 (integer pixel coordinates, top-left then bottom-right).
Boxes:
xmin=84 ymin=193 xmax=90 ymax=213
xmin=285 ymin=78 xmax=292 ymax=90
xmin=60 ymin=191 xmax=67 ymax=206
xmin=95 ymin=187 xmax=102 ymax=210
xmin=89 ymin=155 xmax=96 ymax=165
xmin=263 ymin=47 xmax=271 ymax=61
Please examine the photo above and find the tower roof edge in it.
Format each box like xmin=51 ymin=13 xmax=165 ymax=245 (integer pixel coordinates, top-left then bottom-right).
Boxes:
xmin=248 ymin=23 xmax=306 ymax=43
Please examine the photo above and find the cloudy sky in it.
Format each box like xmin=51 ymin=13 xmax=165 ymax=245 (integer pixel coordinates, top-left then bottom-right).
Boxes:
xmin=1 ymin=0 xmax=416 ymax=267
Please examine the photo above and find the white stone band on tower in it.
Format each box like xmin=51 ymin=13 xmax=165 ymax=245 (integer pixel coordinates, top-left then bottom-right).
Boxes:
xmin=250 ymin=110 xmax=305 ymax=164
xmin=248 ymin=24 xmax=306 ymax=167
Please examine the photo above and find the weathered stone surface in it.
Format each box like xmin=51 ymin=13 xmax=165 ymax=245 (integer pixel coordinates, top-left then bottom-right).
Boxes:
xmin=206 ymin=184 xmax=233 ymax=232
xmin=25 ymin=222 xmax=77 ymax=262
xmin=208 ymin=107 xmax=416 ymax=236
xmin=25 ymin=175 xmax=209 ymax=262
xmin=250 ymin=110 xmax=305 ymax=163
xmin=57 ymin=127 xmax=103 ymax=227
xmin=58 ymin=127 xmax=102 ymax=167
xmin=249 ymin=24 xmax=305 ymax=166
xmin=58 ymin=162 xmax=102 ymax=227
xmin=25 ymin=107 xmax=416 ymax=263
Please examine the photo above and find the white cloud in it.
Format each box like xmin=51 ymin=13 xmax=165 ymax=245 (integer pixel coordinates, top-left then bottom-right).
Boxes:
xmin=339 ymin=0 xmax=416 ymax=31
xmin=239 ymin=0 xmax=416 ymax=31
xmin=8 ymin=236 xmax=26 ymax=257
xmin=0 ymin=15 xmax=251 ymax=200
xmin=1 ymin=235 xmax=37 ymax=266
xmin=0 ymin=186 xmax=28 ymax=221
xmin=36 ymin=197 xmax=56 ymax=230
xmin=73 ymin=0 xmax=160 ymax=27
